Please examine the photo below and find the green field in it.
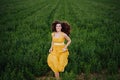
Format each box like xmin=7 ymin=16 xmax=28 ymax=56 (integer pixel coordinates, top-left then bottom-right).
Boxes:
xmin=0 ymin=0 xmax=120 ymax=80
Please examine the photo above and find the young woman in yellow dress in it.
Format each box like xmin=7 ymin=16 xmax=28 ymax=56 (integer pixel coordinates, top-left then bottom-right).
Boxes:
xmin=47 ymin=20 xmax=71 ymax=79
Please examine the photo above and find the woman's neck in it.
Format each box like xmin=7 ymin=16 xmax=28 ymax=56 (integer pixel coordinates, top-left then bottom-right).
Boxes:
xmin=56 ymin=31 xmax=61 ymax=33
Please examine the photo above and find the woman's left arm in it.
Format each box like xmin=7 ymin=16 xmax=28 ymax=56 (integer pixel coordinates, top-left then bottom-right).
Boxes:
xmin=64 ymin=33 xmax=71 ymax=49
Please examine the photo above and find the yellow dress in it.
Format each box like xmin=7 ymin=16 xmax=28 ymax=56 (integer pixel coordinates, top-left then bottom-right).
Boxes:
xmin=47 ymin=32 xmax=69 ymax=73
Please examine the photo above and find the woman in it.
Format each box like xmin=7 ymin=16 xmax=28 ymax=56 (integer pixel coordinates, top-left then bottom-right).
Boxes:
xmin=47 ymin=20 xmax=71 ymax=79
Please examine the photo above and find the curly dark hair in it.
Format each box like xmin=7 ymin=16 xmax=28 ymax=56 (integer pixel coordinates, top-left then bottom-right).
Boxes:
xmin=51 ymin=20 xmax=71 ymax=36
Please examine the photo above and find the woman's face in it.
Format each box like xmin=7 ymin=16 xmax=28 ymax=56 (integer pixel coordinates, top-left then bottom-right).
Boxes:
xmin=56 ymin=24 xmax=62 ymax=32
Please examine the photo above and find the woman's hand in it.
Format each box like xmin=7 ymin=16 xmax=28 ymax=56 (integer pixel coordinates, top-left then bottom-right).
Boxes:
xmin=49 ymin=48 xmax=52 ymax=52
xmin=62 ymin=47 xmax=67 ymax=52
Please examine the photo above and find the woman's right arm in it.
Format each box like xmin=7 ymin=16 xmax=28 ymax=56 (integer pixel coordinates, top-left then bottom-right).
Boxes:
xmin=49 ymin=33 xmax=54 ymax=52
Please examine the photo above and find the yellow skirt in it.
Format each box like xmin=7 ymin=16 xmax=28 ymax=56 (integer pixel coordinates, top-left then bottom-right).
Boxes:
xmin=47 ymin=45 xmax=69 ymax=73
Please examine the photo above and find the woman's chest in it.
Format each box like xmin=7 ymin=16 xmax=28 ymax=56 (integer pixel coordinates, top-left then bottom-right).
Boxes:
xmin=53 ymin=37 xmax=65 ymax=42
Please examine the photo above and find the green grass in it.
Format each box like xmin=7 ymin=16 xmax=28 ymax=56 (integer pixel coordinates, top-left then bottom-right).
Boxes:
xmin=0 ymin=0 xmax=120 ymax=80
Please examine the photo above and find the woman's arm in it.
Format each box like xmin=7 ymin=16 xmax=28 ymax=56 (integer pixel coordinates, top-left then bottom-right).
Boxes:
xmin=49 ymin=33 xmax=54 ymax=52
xmin=64 ymin=33 xmax=71 ymax=49
xmin=50 ymin=41 xmax=53 ymax=49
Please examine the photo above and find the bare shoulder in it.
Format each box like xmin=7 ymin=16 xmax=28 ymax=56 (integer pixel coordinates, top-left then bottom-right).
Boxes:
xmin=61 ymin=32 xmax=71 ymax=41
xmin=61 ymin=32 xmax=67 ymax=37
xmin=51 ymin=32 xmax=55 ymax=36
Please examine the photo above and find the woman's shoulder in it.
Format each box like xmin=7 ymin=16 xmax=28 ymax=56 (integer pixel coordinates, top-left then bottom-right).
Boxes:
xmin=51 ymin=32 xmax=55 ymax=36
xmin=61 ymin=32 xmax=67 ymax=36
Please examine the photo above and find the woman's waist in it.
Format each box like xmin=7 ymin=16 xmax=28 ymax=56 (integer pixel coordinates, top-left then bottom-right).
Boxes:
xmin=53 ymin=42 xmax=65 ymax=45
